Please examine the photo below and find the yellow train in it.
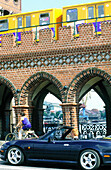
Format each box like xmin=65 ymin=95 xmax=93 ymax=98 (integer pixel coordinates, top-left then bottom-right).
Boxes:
xmin=0 ymin=8 xmax=62 ymax=44
xmin=62 ymin=0 xmax=111 ymax=36
xmin=0 ymin=0 xmax=111 ymax=45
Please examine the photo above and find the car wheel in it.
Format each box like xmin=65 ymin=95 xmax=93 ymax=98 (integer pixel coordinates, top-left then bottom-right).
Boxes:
xmin=80 ymin=149 xmax=100 ymax=170
xmin=7 ymin=147 xmax=24 ymax=165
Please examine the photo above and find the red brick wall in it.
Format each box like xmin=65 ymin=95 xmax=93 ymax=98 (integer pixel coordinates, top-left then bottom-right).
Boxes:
xmin=0 ymin=22 xmax=110 ymax=90
xmin=0 ymin=22 xmax=111 ymax=130
xmin=0 ymin=0 xmax=21 ymax=14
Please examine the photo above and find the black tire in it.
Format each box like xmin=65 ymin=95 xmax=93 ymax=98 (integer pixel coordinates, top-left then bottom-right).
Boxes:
xmin=5 ymin=133 xmax=15 ymax=142
xmin=7 ymin=147 xmax=24 ymax=165
xmin=80 ymin=149 xmax=100 ymax=170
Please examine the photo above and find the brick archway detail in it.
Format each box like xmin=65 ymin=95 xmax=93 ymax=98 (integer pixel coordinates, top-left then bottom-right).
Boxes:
xmin=67 ymin=67 xmax=111 ymax=103
xmin=20 ymin=72 xmax=64 ymax=105
xmin=0 ymin=75 xmax=18 ymax=104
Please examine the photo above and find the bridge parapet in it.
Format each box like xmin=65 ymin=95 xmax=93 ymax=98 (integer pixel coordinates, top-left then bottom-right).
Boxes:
xmin=39 ymin=28 xmax=53 ymax=44
xmin=101 ymin=21 xmax=111 ymax=36
xmin=1 ymin=34 xmax=16 ymax=51
xmin=21 ymin=31 xmax=35 ymax=47
xmin=79 ymin=23 xmax=95 ymax=38
xmin=0 ymin=21 xmax=111 ymax=55
xmin=58 ymin=26 xmax=73 ymax=43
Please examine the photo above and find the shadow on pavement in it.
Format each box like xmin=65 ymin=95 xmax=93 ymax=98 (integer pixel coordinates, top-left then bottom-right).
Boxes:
xmin=1 ymin=159 xmax=111 ymax=170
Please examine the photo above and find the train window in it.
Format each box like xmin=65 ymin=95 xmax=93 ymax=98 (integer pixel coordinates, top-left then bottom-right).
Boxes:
xmin=18 ymin=17 xmax=22 ymax=28
xmin=67 ymin=9 xmax=78 ymax=21
xmin=26 ymin=16 xmax=31 ymax=27
xmin=88 ymin=6 xmax=94 ymax=19
xmin=0 ymin=19 xmax=8 ymax=31
xmin=39 ymin=13 xmax=50 ymax=25
xmin=98 ymin=5 xmax=104 ymax=17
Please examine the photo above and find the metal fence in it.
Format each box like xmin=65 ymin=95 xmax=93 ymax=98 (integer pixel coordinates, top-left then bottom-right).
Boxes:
xmin=79 ymin=122 xmax=107 ymax=139
xmin=43 ymin=122 xmax=107 ymax=139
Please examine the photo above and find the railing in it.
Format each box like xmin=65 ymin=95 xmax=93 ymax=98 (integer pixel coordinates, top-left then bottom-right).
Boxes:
xmin=79 ymin=122 xmax=107 ymax=139
xmin=43 ymin=122 xmax=107 ymax=139
xmin=0 ymin=15 xmax=111 ymax=43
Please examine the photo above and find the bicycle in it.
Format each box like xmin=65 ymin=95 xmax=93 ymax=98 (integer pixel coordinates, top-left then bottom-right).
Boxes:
xmin=5 ymin=127 xmax=38 ymax=142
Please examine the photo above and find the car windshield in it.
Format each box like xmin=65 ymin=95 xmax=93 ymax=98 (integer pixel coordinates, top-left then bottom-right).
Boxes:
xmin=40 ymin=126 xmax=73 ymax=140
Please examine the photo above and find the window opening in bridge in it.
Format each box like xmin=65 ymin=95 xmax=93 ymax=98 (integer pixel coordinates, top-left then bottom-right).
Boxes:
xmin=0 ymin=84 xmax=14 ymax=139
xmin=80 ymin=89 xmax=105 ymax=122
xmin=79 ymin=89 xmax=106 ymax=139
xmin=43 ymin=93 xmax=62 ymax=133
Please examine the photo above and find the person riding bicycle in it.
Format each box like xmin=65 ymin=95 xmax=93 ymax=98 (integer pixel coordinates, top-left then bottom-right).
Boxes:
xmin=16 ymin=113 xmax=31 ymax=139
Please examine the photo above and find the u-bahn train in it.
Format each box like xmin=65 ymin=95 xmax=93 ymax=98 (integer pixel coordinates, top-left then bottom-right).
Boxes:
xmin=0 ymin=0 xmax=111 ymax=45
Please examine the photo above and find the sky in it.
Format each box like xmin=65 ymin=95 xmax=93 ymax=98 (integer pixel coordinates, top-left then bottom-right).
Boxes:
xmin=22 ymin=0 xmax=102 ymax=13
xmin=44 ymin=91 xmax=105 ymax=110
xmin=21 ymin=0 xmax=104 ymax=110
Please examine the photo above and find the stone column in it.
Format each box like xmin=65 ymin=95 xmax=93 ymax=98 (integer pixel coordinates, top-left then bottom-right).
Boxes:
xmin=60 ymin=103 xmax=80 ymax=132
xmin=36 ymin=108 xmax=44 ymax=134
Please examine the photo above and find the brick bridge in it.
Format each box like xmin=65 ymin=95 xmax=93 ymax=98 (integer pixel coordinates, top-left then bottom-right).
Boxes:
xmin=0 ymin=21 xmax=111 ymax=139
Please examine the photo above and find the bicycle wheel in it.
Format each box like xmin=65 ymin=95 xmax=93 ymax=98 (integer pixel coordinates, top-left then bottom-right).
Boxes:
xmin=5 ymin=133 xmax=15 ymax=142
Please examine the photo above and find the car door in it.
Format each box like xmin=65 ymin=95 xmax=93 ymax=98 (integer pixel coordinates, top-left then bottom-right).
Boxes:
xmin=42 ymin=129 xmax=81 ymax=161
xmin=32 ymin=129 xmax=58 ymax=160
xmin=33 ymin=140 xmax=48 ymax=159
xmin=43 ymin=140 xmax=74 ymax=161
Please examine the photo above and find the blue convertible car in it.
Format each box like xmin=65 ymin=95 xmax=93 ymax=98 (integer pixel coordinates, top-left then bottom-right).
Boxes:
xmin=1 ymin=126 xmax=111 ymax=170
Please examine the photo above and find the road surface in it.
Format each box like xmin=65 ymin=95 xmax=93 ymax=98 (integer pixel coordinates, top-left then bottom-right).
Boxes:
xmin=0 ymin=158 xmax=110 ymax=170
xmin=0 ymin=159 xmax=76 ymax=170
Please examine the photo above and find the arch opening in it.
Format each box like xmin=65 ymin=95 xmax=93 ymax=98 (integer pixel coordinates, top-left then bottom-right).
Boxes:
xmin=67 ymin=68 xmax=111 ymax=136
xmin=21 ymin=72 xmax=63 ymax=136
xmin=43 ymin=93 xmax=62 ymax=133
xmin=31 ymin=80 xmax=62 ymax=135
xmin=78 ymin=75 xmax=111 ymax=136
xmin=79 ymin=89 xmax=105 ymax=122
xmin=4 ymin=10 xmax=10 ymax=15
xmin=0 ymin=83 xmax=13 ymax=139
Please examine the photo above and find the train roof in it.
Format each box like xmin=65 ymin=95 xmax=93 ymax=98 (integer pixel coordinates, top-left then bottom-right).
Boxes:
xmin=0 ymin=8 xmax=61 ymax=19
xmin=63 ymin=0 xmax=111 ymax=9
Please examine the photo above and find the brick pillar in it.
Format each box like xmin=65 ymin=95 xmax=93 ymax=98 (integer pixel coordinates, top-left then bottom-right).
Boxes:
xmin=60 ymin=103 xmax=80 ymax=132
xmin=36 ymin=108 xmax=44 ymax=133
xmin=13 ymin=105 xmax=34 ymax=126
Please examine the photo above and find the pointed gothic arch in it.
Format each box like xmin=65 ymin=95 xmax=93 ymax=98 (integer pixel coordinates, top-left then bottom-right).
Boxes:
xmin=67 ymin=67 xmax=111 ymax=103
xmin=66 ymin=67 xmax=111 ymax=135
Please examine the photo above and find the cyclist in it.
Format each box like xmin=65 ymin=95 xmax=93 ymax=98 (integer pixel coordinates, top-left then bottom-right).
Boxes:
xmin=16 ymin=113 xmax=31 ymax=139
